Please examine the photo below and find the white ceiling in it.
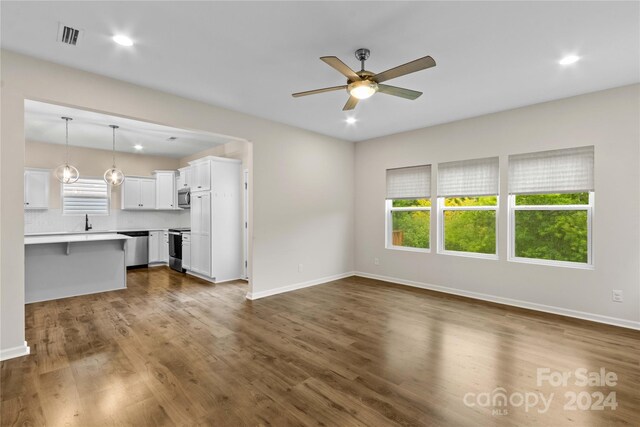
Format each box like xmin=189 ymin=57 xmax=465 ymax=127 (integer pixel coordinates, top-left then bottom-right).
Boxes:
xmin=24 ymin=100 xmax=237 ymax=158
xmin=3 ymin=2 xmax=639 ymax=142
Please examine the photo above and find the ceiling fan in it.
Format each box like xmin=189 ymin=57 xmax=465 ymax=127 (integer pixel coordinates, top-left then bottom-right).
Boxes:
xmin=292 ymin=48 xmax=436 ymax=111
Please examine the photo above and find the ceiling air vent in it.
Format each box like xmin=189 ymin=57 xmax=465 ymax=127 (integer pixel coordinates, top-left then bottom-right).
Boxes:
xmin=57 ymin=23 xmax=83 ymax=46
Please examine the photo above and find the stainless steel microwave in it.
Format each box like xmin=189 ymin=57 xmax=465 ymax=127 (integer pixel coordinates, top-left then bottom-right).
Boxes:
xmin=177 ymin=188 xmax=190 ymax=208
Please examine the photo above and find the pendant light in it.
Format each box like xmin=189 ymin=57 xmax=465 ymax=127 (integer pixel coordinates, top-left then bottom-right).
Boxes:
xmin=104 ymin=125 xmax=125 ymax=186
xmin=54 ymin=117 xmax=80 ymax=184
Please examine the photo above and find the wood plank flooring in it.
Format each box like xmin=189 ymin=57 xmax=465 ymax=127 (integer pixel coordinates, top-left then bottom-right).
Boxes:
xmin=1 ymin=267 xmax=639 ymax=426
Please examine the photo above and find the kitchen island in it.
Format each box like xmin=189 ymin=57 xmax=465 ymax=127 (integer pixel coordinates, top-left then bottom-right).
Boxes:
xmin=24 ymin=233 xmax=131 ymax=303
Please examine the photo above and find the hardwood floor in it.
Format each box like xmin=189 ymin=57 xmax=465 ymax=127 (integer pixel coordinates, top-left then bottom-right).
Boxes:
xmin=1 ymin=267 xmax=639 ymax=426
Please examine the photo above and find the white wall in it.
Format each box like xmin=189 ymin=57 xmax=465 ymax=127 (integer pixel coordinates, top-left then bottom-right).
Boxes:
xmin=355 ymin=84 xmax=640 ymax=328
xmin=0 ymin=50 xmax=355 ymax=357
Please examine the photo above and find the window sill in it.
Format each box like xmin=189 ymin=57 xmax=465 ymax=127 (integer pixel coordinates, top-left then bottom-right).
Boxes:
xmin=509 ymin=256 xmax=594 ymax=270
xmin=386 ymin=245 xmax=430 ymax=254
xmin=437 ymin=250 xmax=498 ymax=260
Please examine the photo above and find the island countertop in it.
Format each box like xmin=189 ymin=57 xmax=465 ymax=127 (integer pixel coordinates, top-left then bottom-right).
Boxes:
xmin=24 ymin=233 xmax=132 ymax=245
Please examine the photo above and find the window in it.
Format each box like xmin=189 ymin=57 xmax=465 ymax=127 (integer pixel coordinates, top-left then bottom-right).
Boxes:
xmin=437 ymin=157 xmax=499 ymax=258
xmin=62 ymin=178 xmax=110 ymax=215
xmin=508 ymin=146 xmax=594 ymax=267
xmin=386 ymin=165 xmax=431 ymax=251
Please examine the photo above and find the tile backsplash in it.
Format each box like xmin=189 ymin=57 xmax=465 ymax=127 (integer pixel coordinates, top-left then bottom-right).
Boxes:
xmin=25 ymin=209 xmax=190 ymax=233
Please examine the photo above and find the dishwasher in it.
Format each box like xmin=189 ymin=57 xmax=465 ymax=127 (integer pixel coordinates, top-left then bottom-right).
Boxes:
xmin=118 ymin=231 xmax=149 ymax=268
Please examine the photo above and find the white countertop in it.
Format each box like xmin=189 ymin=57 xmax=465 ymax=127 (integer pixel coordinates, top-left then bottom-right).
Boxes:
xmin=25 ymin=233 xmax=132 ymax=245
xmin=25 ymin=228 xmax=170 ymax=236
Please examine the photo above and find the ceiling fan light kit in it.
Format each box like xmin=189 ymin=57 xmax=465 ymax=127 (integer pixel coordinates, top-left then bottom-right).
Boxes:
xmin=292 ymin=48 xmax=436 ymax=111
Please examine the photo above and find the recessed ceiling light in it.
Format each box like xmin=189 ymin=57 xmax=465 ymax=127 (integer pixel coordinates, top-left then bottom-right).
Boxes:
xmin=112 ymin=35 xmax=133 ymax=47
xmin=559 ymin=55 xmax=580 ymax=66
xmin=134 ymin=144 xmax=143 ymax=150
xmin=345 ymin=117 xmax=357 ymax=124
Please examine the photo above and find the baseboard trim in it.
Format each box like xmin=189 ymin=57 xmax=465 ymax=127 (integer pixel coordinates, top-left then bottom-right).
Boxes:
xmin=0 ymin=341 xmax=30 ymax=361
xmin=354 ymin=271 xmax=640 ymax=331
xmin=246 ymin=271 xmax=355 ymax=300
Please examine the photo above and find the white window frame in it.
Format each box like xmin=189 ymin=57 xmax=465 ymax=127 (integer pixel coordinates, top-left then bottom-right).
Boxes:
xmin=437 ymin=196 xmax=499 ymax=260
xmin=508 ymin=192 xmax=594 ymax=269
xmin=385 ymin=199 xmax=431 ymax=253
xmin=61 ymin=177 xmax=111 ymax=216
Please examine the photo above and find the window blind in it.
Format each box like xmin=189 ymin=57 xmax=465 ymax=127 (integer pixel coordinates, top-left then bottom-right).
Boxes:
xmin=437 ymin=157 xmax=499 ymax=197
xmin=386 ymin=165 xmax=431 ymax=199
xmin=508 ymin=146 xmax=594 ymax=195
xmin=63 ymin=178 xmax=109 ymax=215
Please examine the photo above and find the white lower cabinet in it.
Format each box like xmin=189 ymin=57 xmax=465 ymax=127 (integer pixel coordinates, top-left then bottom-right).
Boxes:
xmin=182 ymin=233 xmax=191 ymax=270
xmin=162 ymin=231 xmax=169 ymax=262
xmin=148 ymin=231 xmax=169 ymax=264
xmin=149 ymin=231 xmax=160 ymax=263
xmin=190 ymin=192 xmax=211 ymax=276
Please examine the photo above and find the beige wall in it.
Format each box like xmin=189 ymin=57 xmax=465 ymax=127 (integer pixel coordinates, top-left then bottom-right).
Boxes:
xmin=1 ymin=50 xmax=355 ymax=356
xmin=180 ymin=140 xmax=250 ymax=169
xmin=355 ymin=84 xmax=640 ymax=327
xmin=26 ymin=140 xmax=180 ymax=209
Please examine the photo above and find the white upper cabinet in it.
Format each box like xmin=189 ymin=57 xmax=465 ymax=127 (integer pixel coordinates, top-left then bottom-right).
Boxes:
xmin=177 ymin=166 xmax=192 ymax=190
xmin=121 ymin=177 xmax=156 ymax=209
xmin=191 ymin=161 xmax=211 ymax=191
xmin=153 ymin=171 xmax=176 ymax=210
xmin=24 ymin=168 xmax=50 ymax=210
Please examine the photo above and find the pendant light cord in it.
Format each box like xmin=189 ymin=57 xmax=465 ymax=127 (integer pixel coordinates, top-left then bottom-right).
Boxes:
xmin=65 ymin=118 xmax=70 ymax=165
xmin=112 ymin=126 xmax=116 ymax=167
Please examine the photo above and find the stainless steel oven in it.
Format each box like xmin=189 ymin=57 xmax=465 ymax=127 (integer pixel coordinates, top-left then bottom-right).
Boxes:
xmin=178 ymin=188 xmax=190 ymax=209
xmin=169 ymin=228 xmax=190 ymax=272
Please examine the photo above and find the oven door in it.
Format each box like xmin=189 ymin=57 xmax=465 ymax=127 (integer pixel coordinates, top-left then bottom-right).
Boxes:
xmin=168 ymin=232 xmax=182 ymax=260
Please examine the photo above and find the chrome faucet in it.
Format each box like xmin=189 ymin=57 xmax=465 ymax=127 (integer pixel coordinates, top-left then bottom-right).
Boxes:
xmin=85 ymin=214 xmax=92 ymax=231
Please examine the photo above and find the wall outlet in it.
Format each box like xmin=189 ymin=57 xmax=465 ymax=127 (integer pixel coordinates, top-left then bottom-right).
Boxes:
xmin=612 ymin=290 xmax=623 ymax=303
xmin=374 ymin=257 xmax=380 ymax=266
xmin=298 ymin=263 xmax=303 ymax=273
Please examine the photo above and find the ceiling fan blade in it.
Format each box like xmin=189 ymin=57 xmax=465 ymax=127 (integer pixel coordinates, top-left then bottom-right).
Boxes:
xmin=320 ymin=56 xmax=361 ymax=81
xmin=342 ymin=96 xmax=359 ymax=111
xmin=292 ymin=85 xmax=347 ymax=98
xmin=373 ymin=55 xmax=436 ymax=83
xmin=377 ymin=84 xmax=423 ymax=100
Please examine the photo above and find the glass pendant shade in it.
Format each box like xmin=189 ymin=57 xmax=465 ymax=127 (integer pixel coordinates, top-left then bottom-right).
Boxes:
xmin=55 ymin=163 xmax=80 ymax=184
xmin=56 ymin=117 xmax=80 ymax=184
xmin=104 ymin=167 xmax=125 ymax=186
xmin=104 ymin=124 xmax=125 ymax=186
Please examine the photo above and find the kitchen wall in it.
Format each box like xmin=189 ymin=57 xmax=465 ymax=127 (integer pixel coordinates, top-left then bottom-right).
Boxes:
xmin=1 ymin=49 xmax=355 ymax=358
xmin=179 ymin=140 xmax=250 ymax=170
xmin=355 ymin=84 xmax=640 ymax=328
xmin=24 ymin=140 xmax=189 ymax=233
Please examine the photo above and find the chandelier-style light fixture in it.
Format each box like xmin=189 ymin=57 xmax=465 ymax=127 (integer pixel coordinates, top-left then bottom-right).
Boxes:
xmin=104 ymin=125 xmax=125 ymax=186
xmin=54 ymin=117 xmax=80 ymax=184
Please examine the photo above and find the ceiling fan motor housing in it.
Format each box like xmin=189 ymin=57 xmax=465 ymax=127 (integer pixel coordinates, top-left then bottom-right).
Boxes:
xmin=355 ymin=48 xmax=370 ymax=62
